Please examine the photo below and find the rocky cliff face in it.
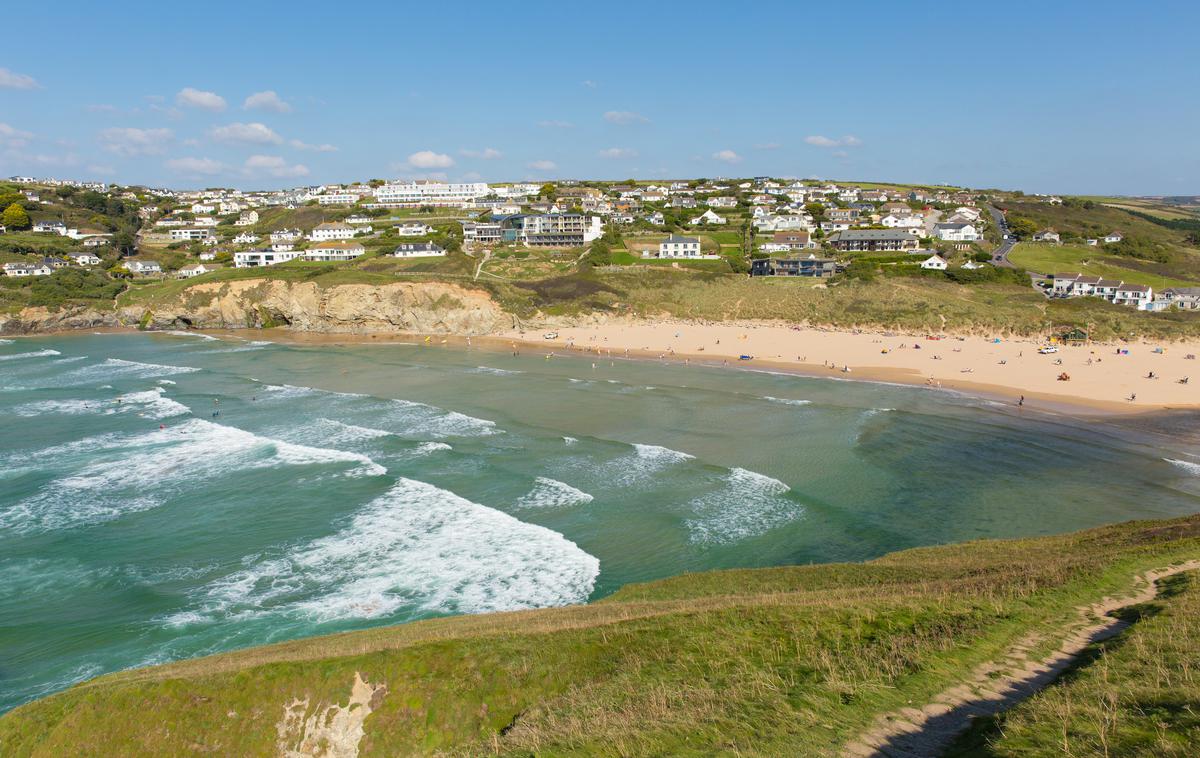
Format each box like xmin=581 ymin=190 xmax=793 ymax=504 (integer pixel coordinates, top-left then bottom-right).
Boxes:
xmin=2 ymin=279 xmax=514 ymax=336
xmin=120 ymin=279 xmax=512 ymax=334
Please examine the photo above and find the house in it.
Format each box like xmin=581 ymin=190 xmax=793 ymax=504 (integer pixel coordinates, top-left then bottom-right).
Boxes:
xmin=1069 ymin=275 xmax=1103 ymax=297
xmin=270 ymin=228 xmax=303 ymax=243
xmin=706 ymin=196 xmax=738 ymax=208
xmin=650 ymin=234 xmax=704 ymax=259
xmin=304 ymin=241 xmax=366 ymax=261
xmin=820 ymin=220 xmax=852 ymax=234
xmin=1162 ymin=287 xmax=1200 ymax=310
xmin=960 ymin=260 xmax=988 ymax=270
xmin=199 ymin=251 xmax=217 ymax=261
xmin=920 ymin=254 xmax=948 ymax=270
xmin=750 ymin=254 xmax=838 ymax=278
xmin=1112 ymin=283 xmax=1152 ymax=309
xmin=82 ymin=236 xmax=112 ymax=247
xmin=461 ymin=220 xmax=503 ymax=245
xmin=169 ymin=228 xmax=215 ymax=242
xmin=933 ymin=223 xmax=979 ymax=242
xmin=1032 ymin=229 xmax=1061 ymax=243
xmin=191 ymin=203 xmax=215 ymax=214
xmin=952 ymin=206 xmax=982 ymax=222
xmin=754 ymin=214 xmax=810 ymax=233
xmin=271 ymin=242 xmax=296 ymax=252
xmin=1103 ymin=231 xmax=1124 ymax=244
xmin=3 ymin=261 xmax=52 ymax=277
xmin=645 ymin=211 xmax=665 ymax=226
xmin=881 ymin=214 xmax=924 ymax=230
xmin=33 ymin=220 xmax=67 ymax=234
xmin=69 ymin=252 xmax=102 ymax=265
xmin=499 ymin=214 xmax=604 ymax=246
xmin=233 ymin=232 xmax=260 ymax=245
xmin=394 ymin=222 xmax=434 ymax=237
xmin=234 ymin=249 xmax=303 ymax=268
xmin=317 ymin=192 xmax=361 ymax=206
xmin=1086 ymin=238 xmax=1099 ymax=246
xmin=827 ymin=208 xmax=860 ymax=222
xmin=1051 ymin=273 xmax=1080 ymax=296
xmin=126 ymin=260 xmax=162 ymax=275
xmin=828 ymin=230 xmax=921 ymax=252
xmin=393 ymin=242 xmax=446 ymax=258
xmin=42 ymin=256 xmax=69 ymax=269
xmin=689 ymin=209 xmax=726 ymax=225
xmin=309 ymin=222 xmax=356 ymax=241
xmin=235 ymin=210 xmax=259 ymax=227
xmin=671 ymin=196 xmax=699 ymax=209
xmin=177 ymin=263 xmax=216 ymax=278
xmin=768 ymin=231 xmax=813 ymax=251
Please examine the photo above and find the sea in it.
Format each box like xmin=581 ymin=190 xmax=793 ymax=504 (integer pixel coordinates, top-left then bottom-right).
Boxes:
xmin=2 ymin=331 xmax=1199 ymax=713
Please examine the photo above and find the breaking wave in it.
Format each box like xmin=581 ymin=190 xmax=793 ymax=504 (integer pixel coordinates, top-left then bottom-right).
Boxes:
xmin=1166 ymin=458 xmax=1200 ymax=476
xmin=516 ymin=477 xmax=595 ymax=509
xmin=0 ymin=349 xmax=61 ymax=361
xmin=685 ymin=468 xmax=802 ymax=545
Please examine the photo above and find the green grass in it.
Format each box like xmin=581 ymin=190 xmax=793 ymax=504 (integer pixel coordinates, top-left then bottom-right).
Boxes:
xmin=949 ymin=570 xmax=1200 ymax=757
xmin=3 ymin=515 xmax=1199 ymax=756
xmin=1008 ymin=243 xmax=1200 ymax=288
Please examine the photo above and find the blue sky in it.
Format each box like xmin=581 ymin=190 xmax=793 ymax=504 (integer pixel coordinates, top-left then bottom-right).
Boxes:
xmin=1 ymin=1 xmax=1196 ymax=194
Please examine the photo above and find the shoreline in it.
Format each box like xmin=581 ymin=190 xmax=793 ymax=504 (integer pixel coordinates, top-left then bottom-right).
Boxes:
xmin=11 ymin=321 xmax=1200 ymax=417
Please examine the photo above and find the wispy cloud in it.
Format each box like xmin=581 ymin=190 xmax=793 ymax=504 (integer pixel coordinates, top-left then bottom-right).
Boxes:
xmin=165 ymin=156 xmax=224 ymax=176
xmin=538 ymin=120 xmax=573 ymax=128
xmin=598 ymin=147 xmax=637 ymax=159
xmin=0 ymin=68 xmax=39 ymax=90
xmin=209 ymin=122 xmax=283 ymax=145
xmin=712 ymin=149 xmax=741 ymax=164
xmin=805 ymin=135 xmax=862 ymax=148
xmin=528 ymin=159 xmax=557 ymax=171
xmin=244 ymin=154 xmax=309 ymax=178
xmin=175 ymin=87 xmax=227 ymax=112
xmin=0 ymin=123 xmax=35 ymax=148
xmin=243 ymin=90 xmax=292 ymax=113
xmin=289 ymin=139 xmax=337 ymax=152
xmin=407 ymin=150 xmax=455 ymax=169
xmin=99 ymin=127 xmax=173 ymax=156
xmin=460 ymin=147 xmax=503 ymax=159
xmin=582 ymin=80 xmax=597 ymax=89
xmin=604 ymin=110 xmax=649 ymax=125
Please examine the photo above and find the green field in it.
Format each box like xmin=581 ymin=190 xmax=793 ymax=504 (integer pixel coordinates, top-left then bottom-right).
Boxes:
xmin=1008 ymin=243 xmax=1200 ymax=288
xmin=3 ymin=515 xmax=1199 ymax=756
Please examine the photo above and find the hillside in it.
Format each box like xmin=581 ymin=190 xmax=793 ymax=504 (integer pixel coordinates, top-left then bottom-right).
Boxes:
xmin=2 ymin=515 xmax=1198 ymax=756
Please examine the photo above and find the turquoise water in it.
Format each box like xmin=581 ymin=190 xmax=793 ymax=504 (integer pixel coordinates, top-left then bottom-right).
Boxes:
xmin=2 ymin=331 xmax=1199 ymax=713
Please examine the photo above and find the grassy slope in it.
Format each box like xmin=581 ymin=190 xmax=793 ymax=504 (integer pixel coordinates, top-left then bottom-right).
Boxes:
xmin=1009 ymin=243 xmax=1200 ymax=288
xmin=950 ymin=570 xmax=1200 ymax=756
xmin=2 ymin=516 xmax=1199 ymax=756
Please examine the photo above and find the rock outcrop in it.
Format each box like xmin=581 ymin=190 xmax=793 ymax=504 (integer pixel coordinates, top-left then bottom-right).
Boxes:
xmin=0 ymin=305 xmax=118 ymax=334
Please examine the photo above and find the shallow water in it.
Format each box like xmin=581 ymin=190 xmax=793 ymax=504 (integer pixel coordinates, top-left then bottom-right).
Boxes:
xmin=2 ymin=332 xmax=1198 ymax=712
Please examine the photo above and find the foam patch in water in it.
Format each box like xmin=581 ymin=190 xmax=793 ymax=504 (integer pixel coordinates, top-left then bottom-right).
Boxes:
xmin=390 ymin=399 xmax=498 ymax=437
xmin=169 ymin=477 xmax=600 ymax=625
xmin=684 ymin=468 xmax=802 ymax=544
xmin=0 ymin=349 xmax=61 ymax=361
xmin=1166 ymin=458 xmax=1200 ymax=476
xmin=516 ymin=477 xmax=594 ymax=509
xmin=762 ymin=396 xmax=812 ymax=406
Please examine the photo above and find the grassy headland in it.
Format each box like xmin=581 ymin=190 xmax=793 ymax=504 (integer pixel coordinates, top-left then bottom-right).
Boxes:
xmin=2 ymin=515 xmax=1198 ymax=756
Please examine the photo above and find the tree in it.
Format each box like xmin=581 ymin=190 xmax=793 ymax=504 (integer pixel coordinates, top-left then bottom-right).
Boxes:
xmin=804 ymin=202 xmax=826 ymax=221
xmin=539 ymin=183 xmax=556 ymax=199
xmin=2 ymin=202 xmax=31 ymax=230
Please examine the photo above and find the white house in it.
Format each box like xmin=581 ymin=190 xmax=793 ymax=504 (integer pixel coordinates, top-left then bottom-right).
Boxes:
xmin=1103 ymin=231 xmax=1124 ymax=244
xmin=689 ymin=209 xmax=726 ymax=225
xmin=309 ymin=222 xmax=356 ymax=241
xmin=235 ymin=210 xmax=259 ymax=227
xmin=1032 ymin=229 xmax=1061 ymax=243
xmin=920 ymin=254 xmax=948 ymax=270
xmin=1112 ymin=283 xmax=1152 ymax=309
xmin=393 ymin=242 xmax=446 ymax=258
xmin=190 ymin=203 xmax=215 ymax=214
xmin=394 ymin=222 xmax=433 ymax=237
xmin=645 ymin=211 xmax=665 ymax=226
xmin=233 ymin=232 xmax=260 ymax=245
xmin=69 ymin=252 xmax=102 ymax=265
xmin=193 ymin=216 xmax=219 ymax=227
xmin=82 ymin=236 xmax=112 ymax=247
xmin=304 ymin=241 xmax=365 ymax=261
xmin=706 ymin=196 xmax=737 ymax=208
xmin=234 ymin=249 xmax=303 ymax=268
xmin=3 ymin=261 xmax=52 ymax=277
xmin=317 ymin=192 xmax=361 ymax=206
xmin=933 ymin=223 xmax=979 ymax=242
xmin=126 ymin=260 xmax=162 ymax=275
xmin=649 ymin=234 xmax=703 ymax=259
xmin=177 ymin=263 xmax=215 ymax=278
xmin=169 ymin=228 xmax=215 ymax=242
xmin=33 ymin=220 xmax=67 ymax=234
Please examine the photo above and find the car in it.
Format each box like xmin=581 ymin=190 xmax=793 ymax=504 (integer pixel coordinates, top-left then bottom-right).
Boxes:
xmin=1038 ymin=346 xmax=1059 ymax=354
xmin=543 ymin=332 xmax=558 ymax=340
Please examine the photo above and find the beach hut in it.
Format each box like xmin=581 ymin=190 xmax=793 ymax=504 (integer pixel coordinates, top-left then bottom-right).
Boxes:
xmin=1058 ymin=328 xmax=1088 ymax=345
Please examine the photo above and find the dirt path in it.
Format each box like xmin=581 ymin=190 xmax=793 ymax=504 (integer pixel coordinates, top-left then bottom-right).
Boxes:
xmin=842 ymin=559 xmax=1200 ymax=758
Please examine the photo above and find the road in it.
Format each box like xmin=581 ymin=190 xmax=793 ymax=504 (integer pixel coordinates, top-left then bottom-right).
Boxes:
xmin=986 ymin=205 xmax=1016 ymax=267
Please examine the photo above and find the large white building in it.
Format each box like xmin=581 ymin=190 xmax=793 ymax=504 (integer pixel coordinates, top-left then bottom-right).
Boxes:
xmin=650 ymin=234 xmax=704 ymax=259
xmin=305 ymin=241 xmax=365 ymax=261
xmin=234 ymin=249 xmax=303 ymax=268
xmin=371 ymin=181 xmax=489 ymax=207
xmin=309 ymin=222 xmax=356 ymax=241
xmin=169 ymin=228 xmax=215 ymax=242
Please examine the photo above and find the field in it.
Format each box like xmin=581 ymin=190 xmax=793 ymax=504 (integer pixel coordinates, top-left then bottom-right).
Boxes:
xmin=3 ymin=515 xmax=1199 ymax=756
xmin=1009 ymin=243 xmax=1200 ymax=288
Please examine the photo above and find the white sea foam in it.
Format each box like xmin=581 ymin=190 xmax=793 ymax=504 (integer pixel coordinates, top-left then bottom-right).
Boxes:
xmin=2 ymin=419 xmax=384 ymax=534
xmin=0 ymin=338 xmax=12 ymax=344
xmin=608 ymin=443 xmax=696 ymax=485
xmin=173 ymin=477 xmax=600 ymax=625
xmin=0 ymin=349 xmax=61 ymax=361
xmin=261 ymin=383 xmax=321 ymax=399
xmin=54 ymin=358 xmax=200 ymax=385
xmin=158 ymin=379 xmax=176 ymax=385
xmin=13 ymin=387 xmax=189 ymax=420
xmin=762 ymin=396 xmax=812 ymax=406
xmin=685 ymin=468 xmax=801 ymax=544
xmin=413 ymin=441 xmax=452 ymax=455
xmin=471 ymin=366 xmax=522 ymax=376
xmin=391 ymin=399 xmax=498 ymax=437
xmin=633 ymin=443 xmax=695 ymax=464
xmin=164 ymin=330 xmax=219 ymax=341
xmin=1166 ymin=458 xmax=1200 ymax=476
xmin=562 ymin=436 xmax=579 ymax=445
xmin=310 ymin=418 xmax=393 ymax=445
xmin=516 ymin=477 xmax=595 ymax=509
xmin=116 ymin=388 xmax=191 ymax=419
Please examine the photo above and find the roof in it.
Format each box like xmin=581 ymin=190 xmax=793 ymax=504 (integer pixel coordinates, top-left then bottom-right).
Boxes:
xmin=395 ymin=242 xmax=444 ymax=251
xmin=1165 ymin=287 xmax=1200 ymax=296
xmin=831 ymin=229 xmax=915 ymax=241
xmin=1095 ymin=279 xmax=1124 ymax=287
xmin=314 ymin=222 xmax=353 ymax=229
xmin=1115 ymin=283 xmax=1150 ymax=292
xmin=309 ymin=240 xmax=364 ymax=250
xmin=663 ymin=234 xmax=699 ymax=244
xmin=1053 ymin=273 xmax=1081 ymax=280
xmin=935 ymin=222 xmax=974 ymax=230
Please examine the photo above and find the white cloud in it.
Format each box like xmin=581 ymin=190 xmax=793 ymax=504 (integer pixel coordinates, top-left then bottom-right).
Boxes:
xmin=528 ymin=159 xmax=557 ymax=171
xmin=244 ymin=154 xmax=309 ymax=178
xmin=712 ymin=149 xmax=741 ymax=164
xmin=243 ymin=90 xmax=292 ymax=113
xmin=209 ymin=122 xmax=283 ymax=145
xmin=165 ymin=157 xmax=224 ymax=176
xmin=582 ymin=80 xmax=597 ymax=88
xmin=289 ymin=139 xmax=338 ymax=152
xmin=0 ymin=68 xmax=39 ymax=90
xmin=407 ymin=150 xmax=455 ymax=169
xmin=175 ymin=87 xmax=227 ymax=111
xmin=460 ymin=147 xmax=503 ymax=159
xmin=538 ymin=120 xmax=573 ymax=128
xmin=805 ymin=135 xmax=862 ymax=148
xmin=0 ymin=123 xmax=34 ymax=148
xmin=99 ymin=127 xmax=173 ymax=156
xmin=604 ymin=110 xmax=649 ymax=125
xmin=598 ymin=147 xmax=637 ymax=159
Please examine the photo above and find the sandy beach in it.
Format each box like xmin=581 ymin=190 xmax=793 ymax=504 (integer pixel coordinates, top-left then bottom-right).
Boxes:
xmin=494 ymin=321 xmax=1200 ymax=415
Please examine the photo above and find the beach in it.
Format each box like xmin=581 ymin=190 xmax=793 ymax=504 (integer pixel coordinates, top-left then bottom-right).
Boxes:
xmin=496 ymin=321 xmax=1200 ymax=415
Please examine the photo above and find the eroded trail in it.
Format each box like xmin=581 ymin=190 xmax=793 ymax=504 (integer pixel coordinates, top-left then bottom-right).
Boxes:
xmin=843 ymin=559 xmax=1200 ymax=758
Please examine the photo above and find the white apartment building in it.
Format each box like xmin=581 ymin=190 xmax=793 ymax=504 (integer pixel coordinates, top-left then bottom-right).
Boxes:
xmin=318 ymin=192 xmax=361 ymax=205
xmin=234 ymin=249 xmax=304 ymax=268
xmin=309 ymin=222 xmax=356 ymax=241
xmin=305 ymin=241 xmax=365 ymax=261
xmin=169 ymin=228 xmax=215 ymax=242
xmin=372 ymin=181 xmax=489 ymax=207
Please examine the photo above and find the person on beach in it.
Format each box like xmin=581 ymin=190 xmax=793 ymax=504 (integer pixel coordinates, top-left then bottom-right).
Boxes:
xmin=1018 ymin=395 xmax=1024 ymax=407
